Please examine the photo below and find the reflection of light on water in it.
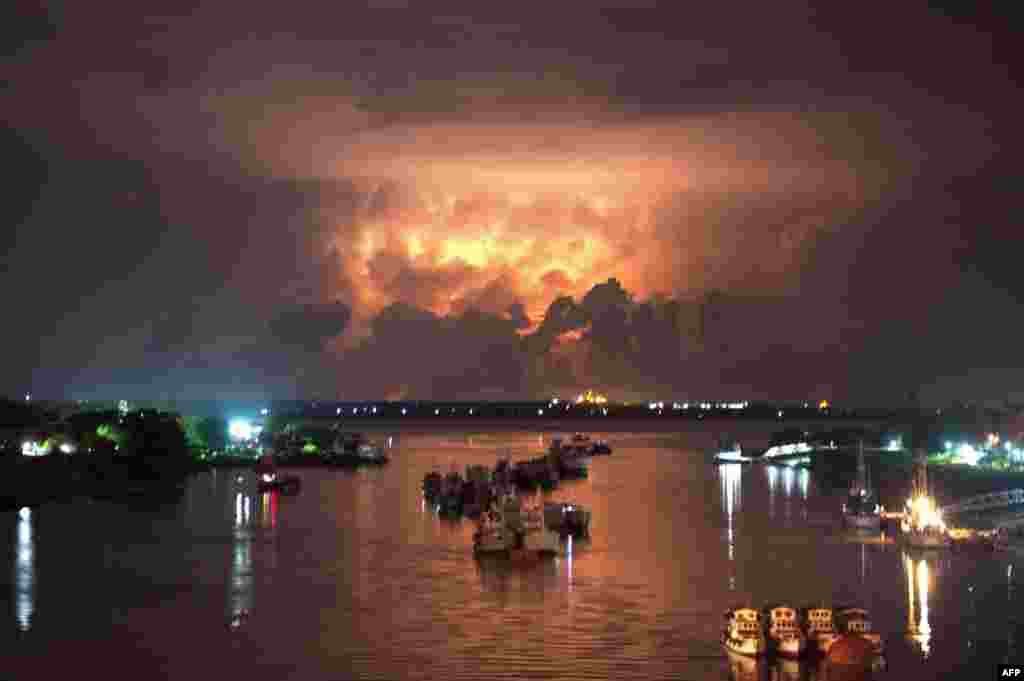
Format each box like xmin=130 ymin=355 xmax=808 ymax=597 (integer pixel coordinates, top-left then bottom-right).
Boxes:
xmin=799 ymin=469 xmax=808 ymax=500
xmin=567 ymin=535 xmax=573 ymax=593
xmin=230 ymin=493 xmax=254 ymax=628
xmin=783 ymin=466 xmax=794 ymax=497
xmin=767 ymin=466 xmax=777 ymax=519
xmin=905 ymin=553 xmax=932 ymax=658
xmin=15 ymin=507 xmax=35 ymax=632
xmin=720 ymin=464 xmax=741 ymax=589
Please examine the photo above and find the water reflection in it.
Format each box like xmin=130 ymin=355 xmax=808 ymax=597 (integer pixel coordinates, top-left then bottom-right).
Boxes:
xmin=904 ymin=552 xmax=933 ymax=658
xmin=14 ymin=507 xmax=35 ymax=632
xmin=725 ymin=650 xmax=824 ymax=681
xmin=1007 ymin=563 xmax=1017 ymax=663
xmin=719 ymin=464 xmax=742 ymax=591
xmin=227 ymin=489 xmax=278 ymax=629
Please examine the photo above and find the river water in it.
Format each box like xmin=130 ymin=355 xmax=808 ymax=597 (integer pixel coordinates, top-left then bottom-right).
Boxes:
xmin=2 ymin=431 xmax=1020 ymax=680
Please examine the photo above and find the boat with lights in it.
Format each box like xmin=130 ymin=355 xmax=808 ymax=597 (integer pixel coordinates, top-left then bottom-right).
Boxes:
xmin=800 ymin=606 xmax=839 ymax=655
xmin=843 ymin=442 xmax=882 ymax=530
xmin=763 ymin=605 xmax=807 ymax=658
xmin=834 ymin=607 xmax=884 ymax=654
xmin=722 ymin=607 xmax=767 ymax=657
xmin=254 ymin=455 xmax=300 ymax=494
xmin=543 ymin=502 xmax=591 ymax=536
xmin=900 ymin=454 xmax=950 ymax=549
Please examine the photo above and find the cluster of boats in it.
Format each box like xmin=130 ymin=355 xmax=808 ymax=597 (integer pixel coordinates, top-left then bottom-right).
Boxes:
xmin=723 ymin=605 xmax=883 ymax=659
xmin=422 ymin=434 xmax=610 ymax=515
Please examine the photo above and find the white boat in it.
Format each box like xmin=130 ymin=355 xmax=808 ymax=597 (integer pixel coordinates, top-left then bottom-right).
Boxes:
xmin=835 ymin=607 xmax=884 ymax=654
xmin=763 ymin=605 xmax=807 ymax=658
xmin=801 ymin=606 xmax=839 ymax=654
xmin=722 ymin=607 xmax=767 ymax=657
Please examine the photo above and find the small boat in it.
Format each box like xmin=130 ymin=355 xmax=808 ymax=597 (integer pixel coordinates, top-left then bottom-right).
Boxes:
xmin=543 ymin=502 xmax=591 ymax=537
xmin=520 ymin=504 xmax=560 ymax=555
xmin=801 ymin=606 xmax=839 ymax=655
xmin=843 ymin=442 xmax=881 ymax=530
xmin=329 ymin=433 xmax=389 ymax=465
xmin=590 ymin=439 xmax=612 ymax=455
xmin=473 ymin=507 xmax=513 ymax=555
xmin=763 ymin=605 xmax=807 ymax=658
xmin=254 ymin=455 xmax=300 ymax=494
xmin=721 ymin=607 xmax=767 ymax=657
xmin=555 ymin=451 xmax=588 ymax=479
xmin=714 ymin=439 xmax=754 ymax=464
xmin=834 ymin=607 xmax=884 ymax=654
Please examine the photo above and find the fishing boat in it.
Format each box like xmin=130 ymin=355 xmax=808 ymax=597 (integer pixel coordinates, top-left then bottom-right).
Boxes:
xmin=543 ymin=502 xmax=591 ymax=536
xmin=835 ymin=607 xmax=884 ymax=654
xmin=763 ymin=605 xmax=807 ymax=658
xmin=473 ymin=506 xmax=513 ymax=555
xmin=721 ymin=607 xmax=767 ymax=657
xmin=843 ymin=441 xmax=881 ymax=530
xmin=801 ymin=606 xmax=839 ymax=654
xmin=520 ymin=504 xmax=560 ymax=555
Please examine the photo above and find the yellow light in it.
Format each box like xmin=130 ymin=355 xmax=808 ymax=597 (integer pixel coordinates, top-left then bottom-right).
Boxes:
xmin=819 ymin=400 xmax=830 ymax=409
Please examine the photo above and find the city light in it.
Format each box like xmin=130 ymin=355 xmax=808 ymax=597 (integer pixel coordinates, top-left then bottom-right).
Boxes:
xmin=819 ymin=399 xmax=830 ymax=409
xmin=21 ymin=441 xmax=49 ymax=457
xmin=576 ymin=390 xmax=608 ymax=405
xmin=887 ymin=436 xmax=903 ymax=452
xmin=260 ymin=408 xmax=269 ymax=416
xmin=229 ymin=419 xmax=254 ymax=441
xmin=955 ymin=443 xmax=980 ymax=466
xmin=59 ymin=442 xmax=75 ymax=454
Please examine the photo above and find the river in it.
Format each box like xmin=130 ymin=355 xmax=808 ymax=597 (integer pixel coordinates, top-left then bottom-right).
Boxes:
xmin=2 ymin=430 xmax=1020 ymax=680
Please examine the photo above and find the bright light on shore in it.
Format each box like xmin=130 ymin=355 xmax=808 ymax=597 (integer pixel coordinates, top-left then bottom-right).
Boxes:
xmin=229 ymin=420 xmax=254 ymax=441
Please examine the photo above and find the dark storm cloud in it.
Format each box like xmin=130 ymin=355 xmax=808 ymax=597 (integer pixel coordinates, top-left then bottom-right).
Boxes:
xmin=268 ymin=301 xmax=352 ymax=353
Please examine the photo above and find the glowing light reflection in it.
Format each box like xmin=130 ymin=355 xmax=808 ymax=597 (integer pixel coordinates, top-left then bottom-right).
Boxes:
xmin=15 ymin=507 xmax=35 ymax=631
xmin=905 ymin=553 xmax=933 ymax=659
xmin=230 ymin=492 xmax=253 ymax=628
xmin=720 ymin=464 xmax=741 ymax=589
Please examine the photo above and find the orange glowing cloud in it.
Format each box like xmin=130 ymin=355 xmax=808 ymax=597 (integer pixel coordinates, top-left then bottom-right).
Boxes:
xmin=202 ymin=90 xmax=868 ymax=330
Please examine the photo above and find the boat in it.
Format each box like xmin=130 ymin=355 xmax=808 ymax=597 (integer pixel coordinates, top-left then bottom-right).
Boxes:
xmin=554 ymin=450 xmax=588 ymax=479
xmin=801 ymin=606 xmax=839 ymax=654
xmin=473 ymin=506 xmax=514 ymax=555
xmin=520 ymin=504 xmax=560 ymax=555
xmin=543 ymin=502 xmax=591 ymax=537
xmin=254 ymin=455 xmax=300 ymax=494
xmin=552 ymin=433 xmax=611 ymax=457
xmin=721 ymin=607 xmax=767 ymax=657
xmin=900 ymin=454 xmax=950 ymax=549
xmin=834 ymin=607 xmax=884 ymax=654
xmin=715 ymin=435 xmax=755 ymax=463
xmin=763 ymin=605 xmax=807 ymax=658
xmin=843 ymin=441 xmax=881 ymax=530
xmin=329 ymin=433 xmax=389 ymax=465
xmin=723 ymin=648 xmax=762 ymax=681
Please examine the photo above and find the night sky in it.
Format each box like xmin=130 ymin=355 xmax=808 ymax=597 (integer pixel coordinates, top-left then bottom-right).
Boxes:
xmin=3 ymin=2 xmax=1019 ymax=404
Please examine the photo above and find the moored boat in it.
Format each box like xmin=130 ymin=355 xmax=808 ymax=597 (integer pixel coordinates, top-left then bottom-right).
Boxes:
xmin=843 ymin=441 xmax=881 ymax=531
xmin=763 ymin=605 xmax=807 ymax=658
xmin=834 ymin=607 xmax=884 ymax=654
xmin=722 ymin=607 xmax=767 ymax=657
xmin=254 ymin=455 xmax=301 ymax=494
xmin=801 ymin=606 xmax=839 ymax=654
xmin=473 ymin=506 xmax=513 ymax=555
xmin=520 ymin=504 xmax=560 ymax=555
xmin=543 ymin=502 xmax=591 ymax=537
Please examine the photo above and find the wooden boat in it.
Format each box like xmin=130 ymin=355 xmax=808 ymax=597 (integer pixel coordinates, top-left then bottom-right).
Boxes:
xmin=722 ymin=607 xmax=767 ymax=657
xmin=763 ymin=605 xmax=807 ymax=658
